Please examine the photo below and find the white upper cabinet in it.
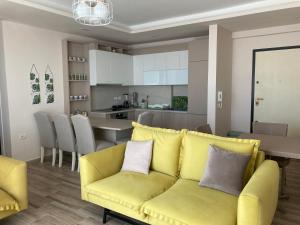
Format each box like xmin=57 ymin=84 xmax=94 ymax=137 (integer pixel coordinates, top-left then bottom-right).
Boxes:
xmin=89 ymin=50 xmax=133 ymax=85
xmin=90 ymin=50 xmax=188 ymax=86
xmin=133 ymin=55 xmax=144 ymax=85
xmin=133 ymin=50 xmax=188 ymax=85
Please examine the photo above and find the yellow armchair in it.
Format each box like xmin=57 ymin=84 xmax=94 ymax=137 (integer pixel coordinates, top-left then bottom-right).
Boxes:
xmin=238 ymin=160 xmax=279 ymax=225
xmin=0 ymin=156 xmax=28 ymax=219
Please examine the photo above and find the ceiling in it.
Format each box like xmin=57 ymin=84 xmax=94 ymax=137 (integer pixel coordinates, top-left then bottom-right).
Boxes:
xmin=1 ymin=0 xmax=300 ymax=45
xmin=25 ymin=0 xmax=264 ymax=26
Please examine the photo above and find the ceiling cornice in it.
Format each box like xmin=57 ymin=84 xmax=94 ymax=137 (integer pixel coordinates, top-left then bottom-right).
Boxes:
xmin=6 ymin=0 xmax=300 ymax=34
xmin=128 ymin=0 xmax=300 ymax=33
xmin=127 ymin=36 xmax=209 ymax=49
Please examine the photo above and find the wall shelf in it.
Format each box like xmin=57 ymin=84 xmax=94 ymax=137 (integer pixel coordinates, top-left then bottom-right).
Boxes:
xmin=70 ymin=99 xmax=88 ymax=102
xmin=63 ymin=40 xmax=93 ymax=115
xmin=69 ymin=80 xmax=88 ymax=82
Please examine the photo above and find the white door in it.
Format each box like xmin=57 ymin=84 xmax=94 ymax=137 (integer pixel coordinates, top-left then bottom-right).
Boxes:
xmin=253 ymin=48 xmax=300 ymax=136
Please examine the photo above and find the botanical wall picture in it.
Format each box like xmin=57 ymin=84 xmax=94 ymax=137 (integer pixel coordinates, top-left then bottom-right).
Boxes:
xmin=30 ymin=64 xmax=41 ymax=105
xmin=44 ymin=65 xmax=55 ymax=104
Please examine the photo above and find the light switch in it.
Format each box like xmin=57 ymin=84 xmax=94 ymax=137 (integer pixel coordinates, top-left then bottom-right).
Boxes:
xmin=217 ymin=91 xmax=223 ymax=102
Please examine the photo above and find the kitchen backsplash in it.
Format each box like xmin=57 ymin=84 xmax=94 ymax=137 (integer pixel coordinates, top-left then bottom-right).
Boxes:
xmin=129 ymin=85 xmax=188 ymax=106
xmin=91 ymin=85 xmax=129 ymax=110
xmin=91 ymin=85 xmax=188 ymax=110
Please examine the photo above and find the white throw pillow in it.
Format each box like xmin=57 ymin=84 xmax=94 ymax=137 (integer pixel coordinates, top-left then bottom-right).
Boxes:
xmin=121 ymin=140 xmax=153 ymax=175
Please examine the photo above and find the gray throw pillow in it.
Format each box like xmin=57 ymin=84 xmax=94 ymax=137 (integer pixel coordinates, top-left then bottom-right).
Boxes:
xmin=199 ymin=145 xmax=251 ymax=196
xmin=121 ymin=140 xmax=153 ymax=175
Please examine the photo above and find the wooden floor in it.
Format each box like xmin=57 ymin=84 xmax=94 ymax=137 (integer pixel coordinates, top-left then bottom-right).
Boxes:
xmin=1 ymin=157 xmax=300 ymax=225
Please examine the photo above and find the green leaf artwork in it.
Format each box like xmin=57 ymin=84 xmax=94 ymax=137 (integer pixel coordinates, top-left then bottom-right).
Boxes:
xmin=32 ymin=94 xmax=41 ymax=105
xmin=44 ymin=65 xmax=55 ymax=104
xmin=47 ymin=94 xmax=54 ymax=104
xmin=30 ymin=73 xmax=35 ymax=80
xmin=46 ymin=84 xmax=53 ymax=92
xmin=30 ymin=64 xmax=41 ymax=105
xmin=32 ymin=83 xmax=40 ymax=92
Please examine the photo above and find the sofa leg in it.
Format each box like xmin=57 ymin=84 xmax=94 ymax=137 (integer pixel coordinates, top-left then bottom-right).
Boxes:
xmin=103 ymin=208 xmax=110 ymax=224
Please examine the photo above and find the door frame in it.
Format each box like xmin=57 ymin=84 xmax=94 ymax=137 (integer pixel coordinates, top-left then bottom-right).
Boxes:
xmin=251 ymin=45 xmax=300 ymax=131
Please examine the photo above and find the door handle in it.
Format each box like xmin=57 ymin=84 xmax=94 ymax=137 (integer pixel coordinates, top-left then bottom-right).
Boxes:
xmin=255 ymin=97 xmax=264 ymax=106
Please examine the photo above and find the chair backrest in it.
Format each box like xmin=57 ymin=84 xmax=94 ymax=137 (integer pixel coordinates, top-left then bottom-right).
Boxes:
xmin=34 ymin=111 xmax=56 ymax=148
xmin=196 ymin=124 xmax=213 ymax=134
xmin=137 ymin=112 xmax=154 ymax=126
xmin=252 ymin=122 xmax=288 ymax=136
xmin=53 ymin=114 xmax=76 ymax=153
xmin=71 ymin=115 xmax=96 ymax=155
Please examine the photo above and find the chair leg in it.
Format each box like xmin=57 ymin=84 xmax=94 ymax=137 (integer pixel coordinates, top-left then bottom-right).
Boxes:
xmin=40 ymin=146 xmax=45 ymax=164
xmin=59 ymin=149 xmax=63 ymax=168
xmin=52 ymin=148 xmax=56 ymax=167
xmin=77 ymin=153 xmax=82 ymax=173
xmin=71 ymin=152 xmax=76 ymax=171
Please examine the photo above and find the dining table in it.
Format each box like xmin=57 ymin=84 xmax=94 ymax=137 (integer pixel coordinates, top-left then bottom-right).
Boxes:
xmin=239 ymin=133 xmax=300 ymax=199
xmin=89 ymin=117 xmax=133 ymax=144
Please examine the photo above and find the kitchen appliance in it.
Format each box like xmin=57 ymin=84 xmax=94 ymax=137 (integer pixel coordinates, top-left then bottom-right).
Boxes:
xmin=132 ymin=92 xmax=138 ymax=107
xmin=123 ymin=94 xmax=130 ymax=108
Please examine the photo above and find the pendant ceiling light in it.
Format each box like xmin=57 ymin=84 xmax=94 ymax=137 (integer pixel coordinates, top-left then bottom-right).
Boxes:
xmin=73 ymin=0 xmax=113 ymax=26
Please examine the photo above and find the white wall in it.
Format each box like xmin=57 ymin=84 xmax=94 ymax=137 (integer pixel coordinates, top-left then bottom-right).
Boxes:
xmin=231 ymin=23 xmax=300 ymax=132
xmin=1 ymin=21 xmax=94 ymax=161
xmin=0 ymin=22 xmax=11 ymax=156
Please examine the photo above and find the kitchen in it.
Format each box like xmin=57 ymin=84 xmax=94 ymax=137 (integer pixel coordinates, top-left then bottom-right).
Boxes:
xmin=64 ymin=37 xmax=208 ymax=130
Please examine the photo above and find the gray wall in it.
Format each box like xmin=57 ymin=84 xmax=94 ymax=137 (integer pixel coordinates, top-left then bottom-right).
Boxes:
xmin=0 ymin=22 xmax=11 ymax=156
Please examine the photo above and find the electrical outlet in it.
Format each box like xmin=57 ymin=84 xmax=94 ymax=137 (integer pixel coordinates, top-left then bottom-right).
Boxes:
xmin=18 ymin=133 xmax=27 ymax=140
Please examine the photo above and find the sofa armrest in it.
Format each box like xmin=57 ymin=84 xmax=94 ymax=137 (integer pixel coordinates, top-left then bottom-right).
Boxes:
xmin=254 ymin=151 xmax=265 ymax=170
xmin=238 ymin=160 xmax=279 ymax=225
xmin=80 ymin=144 xmax=126 ymax=199
xmin=0 ymin=156 xmax=28 ymax=211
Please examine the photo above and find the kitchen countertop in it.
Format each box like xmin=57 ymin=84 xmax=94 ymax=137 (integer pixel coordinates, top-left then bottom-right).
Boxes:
xmin=92 ymin=108 xmax=188 ymax=114
xmin=89 ymin=117 xmax=133 ymax=131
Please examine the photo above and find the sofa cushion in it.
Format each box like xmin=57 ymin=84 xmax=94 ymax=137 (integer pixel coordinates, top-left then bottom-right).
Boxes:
xmin=180 ymin=131 xmax=260 ymax=184
xmin=85 ymin=171 xmax=176 ymax=212
xmin=199 ymin=145 xmax=251 ymax=196
xmin=0 ymin=189 xmax=19 ymax=212
xmin=143 ymin=179 xmax=238 ymax=225
xmin=131 ymin=122 xmax=184 ymax=176
xmin=121 ymin=140 xmax=153 ymax=174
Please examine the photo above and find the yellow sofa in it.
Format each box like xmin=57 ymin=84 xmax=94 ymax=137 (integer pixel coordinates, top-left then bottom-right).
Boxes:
xmin=80 ymin=123 xmax=279 ymax=225
xmin=0 ymin=156 xmax=28 ymax=219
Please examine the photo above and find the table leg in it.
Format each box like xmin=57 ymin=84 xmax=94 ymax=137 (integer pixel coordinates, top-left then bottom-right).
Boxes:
xmin=271 ymin=156 xmax=290 ymax=200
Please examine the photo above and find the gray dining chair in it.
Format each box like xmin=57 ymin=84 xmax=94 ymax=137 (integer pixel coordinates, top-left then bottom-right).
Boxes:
xmin=196 ymin=124 xmax=213 ymax=134
xmin=137 ymin=111 xmax=154 ymax=126
xmin=71 ymin=115 xmax=114 ymax=172
xmin=34 ymin=111 xmax=57 ymax=166
xmin=53 ymin=114 xmax=77 ymax=171
xmin=252 ymin=121 xmax=289 ymax=196
xmin=252 ymin=121 xmax=288 ymax=136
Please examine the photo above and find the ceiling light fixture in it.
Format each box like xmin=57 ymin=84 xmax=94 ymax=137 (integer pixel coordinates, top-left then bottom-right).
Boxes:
xmin=73 ymin=0 xmax=113 ymax=26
